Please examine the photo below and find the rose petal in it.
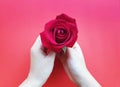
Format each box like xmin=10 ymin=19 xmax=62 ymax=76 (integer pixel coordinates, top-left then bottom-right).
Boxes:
xmin=40 ymin=13 xmax=78 ymax=53
xmin=56 ymin=13 xmax=76 ymax=24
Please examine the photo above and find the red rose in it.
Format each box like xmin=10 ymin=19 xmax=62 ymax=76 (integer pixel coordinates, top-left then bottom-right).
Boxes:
xmin=40 ymin=14 xmax=78 ymax=53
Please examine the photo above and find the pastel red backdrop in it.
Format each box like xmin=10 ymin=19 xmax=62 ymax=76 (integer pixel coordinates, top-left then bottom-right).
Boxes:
xmin=0 ymin=0 xmax=120 ymax=87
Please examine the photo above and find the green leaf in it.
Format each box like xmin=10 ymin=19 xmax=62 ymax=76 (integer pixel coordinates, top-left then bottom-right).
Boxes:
xmin=62 ymin=47 xmax=66 ymax=53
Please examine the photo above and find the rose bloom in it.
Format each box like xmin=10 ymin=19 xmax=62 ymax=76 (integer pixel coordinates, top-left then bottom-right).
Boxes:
xmin=40 ymin=14 xmax=78 ymax=53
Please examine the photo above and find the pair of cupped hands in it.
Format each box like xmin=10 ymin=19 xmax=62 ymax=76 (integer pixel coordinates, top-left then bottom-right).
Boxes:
xmin=19 ymin=36 xmax=101 ymax=87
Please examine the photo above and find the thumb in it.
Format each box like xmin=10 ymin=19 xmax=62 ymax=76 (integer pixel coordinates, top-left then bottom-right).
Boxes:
xmin=72 ymin=42 xmax=81 ymax=52
xmin=66 ymin=47 xmax=76 ymax=57
xmin=46 ymin=51 xmax=56 ymax=59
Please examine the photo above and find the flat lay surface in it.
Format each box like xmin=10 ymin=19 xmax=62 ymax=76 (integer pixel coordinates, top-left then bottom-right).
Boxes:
xmin=0 ymin=0 xmax=120 ymax=87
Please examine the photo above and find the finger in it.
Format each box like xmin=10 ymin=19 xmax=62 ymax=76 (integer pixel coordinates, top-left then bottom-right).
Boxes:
xmin=31 ymin=35 xmax=42 ymax=51
xmin=58 ymin=47 xmax=77 ymax=63
xmin=73 ymin=42 xmax=86 ymax=63
xmin=73 ymin=42 xmax=84 ymax=56
xmin=45 ymin=52 xmax=56 ymax=66
xmin=57 ymin=52 xmax=67 ymax=64
xmin=56 ymin=51 xmax=75 ymax=82
xmin=62 ymin=64 xmax=75 ymax=82
xmin=66 ymin=47 xmax=75 ymax=55
xmin=47 ymin=51 xmax=56 ymax=58
xmin=73 ymin=42 xmax=83 ymax=53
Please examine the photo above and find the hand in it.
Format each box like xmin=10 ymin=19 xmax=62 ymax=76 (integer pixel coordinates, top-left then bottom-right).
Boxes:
xmin=57 ymin=42 xmax=101 ymax=87
xmin=19 ymin=35 xmax=56 ymax=87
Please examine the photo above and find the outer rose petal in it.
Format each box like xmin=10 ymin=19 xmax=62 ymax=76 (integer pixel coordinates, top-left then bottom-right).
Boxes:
xmin=56 ymin=14 xmax=76 ymax=24
xmin=40 ymin=31 xmax=53 ymax=51
xmin=40 ymin=31 xmax=64 ymax=53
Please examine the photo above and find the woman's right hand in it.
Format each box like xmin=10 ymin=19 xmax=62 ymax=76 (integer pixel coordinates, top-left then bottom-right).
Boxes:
xmin=58 ymin=42 xmax=101 ymax=87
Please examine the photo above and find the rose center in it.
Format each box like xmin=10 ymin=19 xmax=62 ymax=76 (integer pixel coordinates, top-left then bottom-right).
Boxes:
xmin=55 ymin=28 xmax=68 ymax=43
xmin=57 ymin=29 xmax=65 ymax=35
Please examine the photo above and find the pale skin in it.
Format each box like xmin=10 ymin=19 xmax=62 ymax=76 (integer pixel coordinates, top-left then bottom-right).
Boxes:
xmin=19 ymin=35 xmax=101 ymax=87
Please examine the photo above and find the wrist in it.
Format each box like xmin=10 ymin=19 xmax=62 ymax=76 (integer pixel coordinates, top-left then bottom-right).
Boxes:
xmin=75 ymin=69 xmax=101 ymax=87
xmin=19 ymin=77 xmax=43 ymax=87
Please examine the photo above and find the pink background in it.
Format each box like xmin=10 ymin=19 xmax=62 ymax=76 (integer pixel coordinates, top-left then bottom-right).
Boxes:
xmin=0 ymin=0 xmax=120 ymax=87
